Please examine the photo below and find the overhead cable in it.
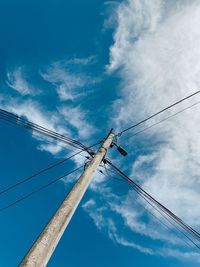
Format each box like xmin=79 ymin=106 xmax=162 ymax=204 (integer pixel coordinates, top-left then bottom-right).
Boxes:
xmin=0 ymin=108 xmax=92 ymax=154
xmin=131 ymin=100 xmax=200 ymax=138
xmin=117 ymin=90 xmax=200 ymax=136
xmin=0 ymin=165 xmax=83 ymax=212
xmin=105 ymin=160 xmax=200 ymax=248
xmin=103 ymin=165 xmax=199 ymax=251
xmin=0 ymin=142 xmax=101 ymax=197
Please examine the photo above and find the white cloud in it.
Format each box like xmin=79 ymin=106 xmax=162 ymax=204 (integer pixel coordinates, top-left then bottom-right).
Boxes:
xmin=108 ymin=0 xmax=200 ymax=223
xmin=82 ymin=0 xmax=200 ymax=260
xmin=107 ymin=0 xmax=164 ymax=73
xmin=41 ymin=58 xmax=99 ymax=101
xmin=41 ymin=65 xmax=86 ymax=101
xmin=59 ymin=106 xmax=95 ymax=140
xmin=39 ymin=143 xmax=63 ymax=155
xmin=2 ymin=58 xmax=97 ymax=159
xmin=6 ymin=67 xmax=37 ymax=96
xmin=4 ymin=99 xmax=56 ymax=131
xmin=82 ymin=189 xmax=200 ymax=262
xmin=113 ymin=234 xmax=200 ymax=261
xmin=112 ymin=234 xmax=154 ymax=255
xmin=103 ymin=1 xmax=120 ymax=30
xmin=2 ymin=98 xmax=95 ymax=156
xmin=66 ymin=56 xmax=96 ymax=66
xmin=0 ymin=98 xmax=74 ymax=155
xmin=82 ymin=199 xmax=108 ymax=229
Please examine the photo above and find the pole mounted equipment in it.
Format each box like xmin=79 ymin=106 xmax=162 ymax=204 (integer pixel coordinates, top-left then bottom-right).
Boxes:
xmin=112 ymin=142 xmax=128 ymax=157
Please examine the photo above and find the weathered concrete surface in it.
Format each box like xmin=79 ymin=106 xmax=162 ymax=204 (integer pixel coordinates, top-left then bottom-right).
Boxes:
xmin=20 ymin=132 xmax=114 ymax=267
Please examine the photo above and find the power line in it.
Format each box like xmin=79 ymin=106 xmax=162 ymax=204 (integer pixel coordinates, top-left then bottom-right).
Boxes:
xmin=0 ymin=109 xmax=77 ymax=147
xmin=0 ymin=108 xmax=92 ymax=154
xmin=0 ymin=142 xmax=101 ymax=197
xmin=102 ymin=165 xmax=200 ymax=251
xmin=105 ymin=160 xmax=200 ymax=249
xmin=108 ymin=162 xmax=200 ymax=250
xmin=126 ymin=180 xmax=200 ymax=251
xmin=0 ymin=108 xmax=78 ymax=146
xmin=117 ymin=90 xmax=200 ymax=136
xmin=131 ymin=100 xmax=200 ymax=138
xmin=0 ymin=165 xmax=84 ymax=212
xmin=103 ymin=166 xmax=198 ymax=251
xmin=0 ymin=116 xmax=97 ymax=157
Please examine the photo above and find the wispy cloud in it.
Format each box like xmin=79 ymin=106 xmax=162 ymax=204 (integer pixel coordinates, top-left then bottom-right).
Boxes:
xmin=66 ymin=56 xmax=96 ymax=66
xmin=0 ymin=95 xmax=93 ymax=159
xmin=113 ymin=233 xmax=200 ymax=261
xmin=59 ymin=106 xmax=95 ymax=140
xmin=82 ymin=186 xmax=200 ymax=262
xmin=41 ymin=65 xmax=87 ymax=101
xmin=40 ymin=57 xmax=100 ymax=101
xmin=1 ymin=56 xmax=97 ymax=159
xmin=3 ymin=99 xmax=57 ymax=131
xmin=6 ymin=67 xmax=38 ymax=96
xmin=102 ymin=1 xmax=120 ymax=31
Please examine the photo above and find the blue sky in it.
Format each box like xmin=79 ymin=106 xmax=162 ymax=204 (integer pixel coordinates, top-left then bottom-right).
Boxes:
xmin=0 ymin=0 xmax=200 ymax=266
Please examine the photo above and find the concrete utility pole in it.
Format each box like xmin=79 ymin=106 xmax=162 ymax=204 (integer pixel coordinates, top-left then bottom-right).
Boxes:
xmin=20 ymin=130 xmax=115 ymax=267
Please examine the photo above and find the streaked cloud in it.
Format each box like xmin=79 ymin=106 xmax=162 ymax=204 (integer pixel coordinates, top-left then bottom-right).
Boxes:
xmin=6 ymin=67 xmax=38 ymax=96
xmin=82 ymin=185 xmax=200 ymax=262
xmin=1 ymin=55 xmax=98 ymax=159
xmin=40 ymin=57 xmax=100 ymax=101
xmin=0 ymin=93 xmax=93 ymax=158
xmin=59 ymin=106 xmax=95 ymax=140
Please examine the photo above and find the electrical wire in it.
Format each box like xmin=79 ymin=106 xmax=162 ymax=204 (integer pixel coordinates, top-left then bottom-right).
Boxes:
xmin=105 ymin=160 xmax=200 ymax=250
xmin=0 ymin=108 xmax=93 ymax=154
xmin=117 ymin=90 xmax=200 ymax=136
xmin=126 ymin=180 xmax=200 ymax=251
xmin=131 ymin=100 xmax=200 ymax=138
xmin=110 ymin=165 xmax=200 ymax=251
xmin=0 ymin=108 xmax=79 ymax=146
xmin=0 ymin=165 xmax=83 ymax=212
xmin=0 ymin=116 xmax=89 ymax=155
xmin=0 ymin=142 xmax=101 ymax=197
xmin=102 ymin=165 xmax=198 ymax=251
xmin=0 ymin=111 xmax=80 ymax=149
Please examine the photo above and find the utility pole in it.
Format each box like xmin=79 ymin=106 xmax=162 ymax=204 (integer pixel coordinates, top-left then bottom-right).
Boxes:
xmin=20 ymin=130 xmax=115 ymax=267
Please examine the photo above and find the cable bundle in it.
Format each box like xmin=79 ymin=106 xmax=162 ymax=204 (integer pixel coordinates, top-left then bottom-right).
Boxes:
xmin=106 ymin=160 xmax=200 ymax=251
xmin=0 ymin=108 xmax=91 ymax=152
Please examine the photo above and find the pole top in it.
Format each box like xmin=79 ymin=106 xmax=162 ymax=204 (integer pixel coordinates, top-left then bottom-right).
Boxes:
xmin=106 ymin=128 xmax=114 ymax=138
